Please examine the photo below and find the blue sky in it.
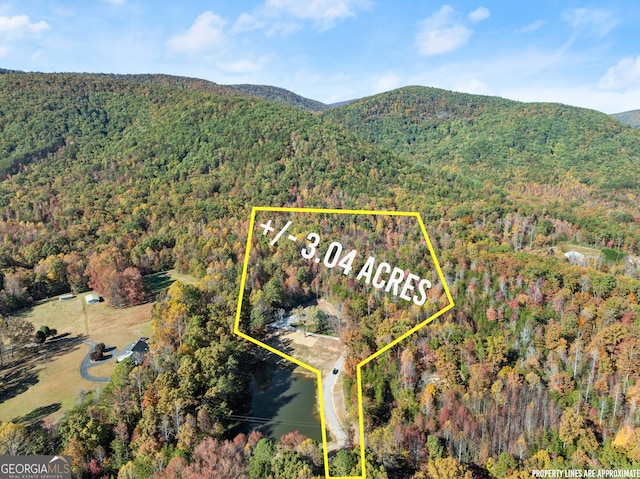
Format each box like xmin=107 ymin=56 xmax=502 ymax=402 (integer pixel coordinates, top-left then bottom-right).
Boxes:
xmin=2 ymin=1 xmax=640 ymax=113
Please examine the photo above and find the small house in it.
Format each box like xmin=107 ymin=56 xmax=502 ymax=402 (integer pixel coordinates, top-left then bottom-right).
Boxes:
xmin=85 ymin=293 xmax=101 ymax=305
xmin=131 ymin=339 xmax=149 ymax=365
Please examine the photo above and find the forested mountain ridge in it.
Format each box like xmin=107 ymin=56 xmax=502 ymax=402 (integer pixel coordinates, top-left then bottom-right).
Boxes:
xmin=0 ymin=69 xmax=332 ymax=112
xmin=0 ymin=72 xmax=402 ymax=307
xmin=324 ymin=86 xmax=640 ymax=190
xmin=225 ymin=83 xmax=330 ymax=112
xmin=0 ymin=73 xmax=237 ymax=177
xmin=0 ymin=72 xmax=639 ymax=479
xmin=108 ymin=73 xmax=237 ymax=97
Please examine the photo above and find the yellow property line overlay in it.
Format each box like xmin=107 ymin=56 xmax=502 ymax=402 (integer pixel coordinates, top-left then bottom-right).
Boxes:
xmin=234 ymin=206 xmax=455 ymax=479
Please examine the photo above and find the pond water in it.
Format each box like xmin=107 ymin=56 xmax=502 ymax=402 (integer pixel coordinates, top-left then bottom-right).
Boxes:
xmin=249 ymin=367 xmax=322 ymax=442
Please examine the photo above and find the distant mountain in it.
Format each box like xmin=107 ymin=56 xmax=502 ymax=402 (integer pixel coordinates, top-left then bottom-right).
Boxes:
xmin=0 ymin=71 xmax=398 ymax=208
xmin=0 ymin=67 xmax=24 ymax=74
xmin=612 ymin=109 xmax=640 ymax=128
xmin=225 ymin=84 xmax=329 ymax=111
xmin=323 ymin=85 xmax=640 ymax=190
xmin=102 ymin=73 xmax=239 ymax=97
xmin=326 ymin=99 xmax=356 ymax=108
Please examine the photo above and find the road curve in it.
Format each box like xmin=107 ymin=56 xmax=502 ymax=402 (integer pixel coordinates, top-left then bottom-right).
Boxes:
xmin=322 ymin=353 xmax=347 ymax=446
xmin=80 ymin=340 xmax=114 ymax=383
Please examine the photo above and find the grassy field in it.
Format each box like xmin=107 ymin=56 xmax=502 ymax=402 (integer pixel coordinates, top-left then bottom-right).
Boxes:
xmin=0 ymin=347 xmax=101 ymax=424
xmin=559 ymin=243 xmax=601 ymax=259
xmin=0 ymin=296 xmax=154 ymax=424
xmin=22 ymin=293 xmax=154 ymax=345
xmin=0 ymin=270 xmax=196 ymax=425
xmin=158 ymin=269 xmax=197 ymax=286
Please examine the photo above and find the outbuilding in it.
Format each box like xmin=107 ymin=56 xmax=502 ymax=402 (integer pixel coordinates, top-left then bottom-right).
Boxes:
xmin=85 ymin=293 xmax=101 ymax=305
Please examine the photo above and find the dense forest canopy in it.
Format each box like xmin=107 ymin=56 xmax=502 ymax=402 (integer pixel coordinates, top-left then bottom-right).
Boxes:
xmin=0 ymin=72 xmax=639 ymax=479
xmin=225 ymin=84 xmax=330 ymax=112
xmin=323 ymin=86 xmax=640 ymax=190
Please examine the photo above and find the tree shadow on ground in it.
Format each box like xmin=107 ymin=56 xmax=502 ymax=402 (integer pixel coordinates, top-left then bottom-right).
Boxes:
xmin=144 ymin=272 xmax=175 ymax=300
xmin=43 ymin=333 xmax=86 ymax=361
xmin=0 ymin=360 xmax=40 ymax=404
xmin=0 ymin=333 xmax=86 ymax=406
xmin=262 ymin=331 xmax=297 ymax=370
xmin=49 ymin=332 xmax=70 ymax=341
xmin=13 ymin=402 xmax=61 ymax=425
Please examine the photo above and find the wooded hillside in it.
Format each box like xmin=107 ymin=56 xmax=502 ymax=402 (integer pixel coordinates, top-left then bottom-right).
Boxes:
xmin=0 ymin=72 xmax=639 ymax=478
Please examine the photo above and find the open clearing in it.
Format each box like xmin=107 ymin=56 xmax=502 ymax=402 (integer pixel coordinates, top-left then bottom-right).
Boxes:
xmin=264 ymin=298 xmax=343 ymax=379
xmin=558 ymin=243 xmax=601 ymax=258
xmin=267 ymin=330 xmax=341 ymax=378
xmin=24 ymin=292 xmax=154 ymax=347
xmin=0 ymin=270 xmax=196 ymax=425
xmin=260 ymin=297 xmax=353 ymax=444
xmin=0 ymin=347 xmax=100 ymax=424
xmin=0 ymin=296 xmax=154 ymax=424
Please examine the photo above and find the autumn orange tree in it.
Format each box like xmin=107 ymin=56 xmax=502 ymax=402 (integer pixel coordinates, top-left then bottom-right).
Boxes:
xmin=86 ymin=248 xmax=145 ymax=308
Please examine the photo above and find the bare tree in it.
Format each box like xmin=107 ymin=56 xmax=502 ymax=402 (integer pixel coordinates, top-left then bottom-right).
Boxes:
xmin=3 ymin=317 xmax=35 ymax=359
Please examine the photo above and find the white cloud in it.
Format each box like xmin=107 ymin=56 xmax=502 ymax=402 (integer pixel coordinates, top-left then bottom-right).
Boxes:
xmin=232 ymin=13 xmax=264 ymax=33
xmin=562 ymin=8 xmax=617 ymax=37
xmin=0 ymin=14 xmax=50 ymax=38
xmin=514 ymin=20 xmax=545 ymax=34
xmin=416 ymin=5 xmax=472 ymax=56
xmin=219 ymin=57 xmax=269 ymax=74
xmin=373 ymin=72 xmax=401 ymax=93
xmin=30 ymin=49 xmax=43 ymax=61
xmin=102 ymin=0 xmax=125 ymax=5
xmin=598 ymin=56 xmax=640 ymax=91
xmin=500 ymin=84 xmax=640 ymax=114
xmin=457 ymin=79 xmax=491 ymax=95
xmin=52 ymin=6 xmax=75 ymax=17
xmin=468 ymin=6 xmax=489 ymax=24
xmin=264 ymin=21 xmax=301 ymax=37
xmin=232 ymin=0 xmax=369 ymax=36
xmin=0 ymin=44 xmax=8 ymax=57
xmin=263 ymin=0 xmax=370 ymax=29
xmin=167 ymin=12 xmax=227 ymax=54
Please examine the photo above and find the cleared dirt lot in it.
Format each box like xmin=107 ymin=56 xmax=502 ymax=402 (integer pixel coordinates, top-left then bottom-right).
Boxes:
xmin=267 ymin=329 xmax=340 ymax=376
xmin=262 ymin=297 xmax=343 ymax=378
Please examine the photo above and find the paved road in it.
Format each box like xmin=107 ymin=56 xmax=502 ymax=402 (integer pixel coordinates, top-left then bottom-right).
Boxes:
xmin=80 ymin=341 xmax=116 ymax=383
xmin=322 ymin=353 xmax=347 ymax=446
